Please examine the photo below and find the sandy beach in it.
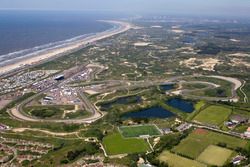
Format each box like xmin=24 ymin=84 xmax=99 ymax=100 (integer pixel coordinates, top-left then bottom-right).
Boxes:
xmin=0 ymin=20 xmax=132 ymax=75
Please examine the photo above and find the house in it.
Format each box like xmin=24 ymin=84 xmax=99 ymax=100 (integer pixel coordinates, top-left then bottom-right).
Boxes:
xmin=231 ymin=155 xmax=246 ymax=165
xmin=0 ymin=124 xmax=9 ymax=131
xmin=244 ymin=127 xmax=250 ymax=138
xmin=230 ymin=115 xmax=248 ymax=124
xmin=176 ymin=123 xmax=192 ymax=132
xmin=175 ymin=118 xmax=182 ymax=124
xmin=161 ymin=128 xmax=172 ymax=134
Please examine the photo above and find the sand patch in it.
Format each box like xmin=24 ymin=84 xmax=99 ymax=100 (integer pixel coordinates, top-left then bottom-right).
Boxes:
xmin=84 ymin=90 xmax=99 ymax=95
xmin=228 ymin=53 xmax=250 ymax=57
xmin=230 ymin=58 xmax=250 ymax=68
xmin=151 ymin=25 xmax=162 ymax=28
xmin=180 ymin=58 xmax=222 ymax=71
xmin=134 ymin=42 xmax=151 ymax=46
xmin=229 ymin=39 xmax=240 ymax=42
xmin=171 ymin=29 xmax=185 ymax=33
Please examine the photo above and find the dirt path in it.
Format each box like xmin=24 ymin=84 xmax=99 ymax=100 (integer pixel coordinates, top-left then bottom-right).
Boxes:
xmin=12 ymin=128 xmax=78 ymax=136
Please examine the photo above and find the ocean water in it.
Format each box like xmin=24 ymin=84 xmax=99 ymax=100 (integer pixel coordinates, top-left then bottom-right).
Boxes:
xmin=0 ymin=10 xmax=119 ymax=62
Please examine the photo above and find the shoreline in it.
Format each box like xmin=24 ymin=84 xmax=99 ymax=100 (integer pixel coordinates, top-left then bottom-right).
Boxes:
xmin=0 ymin=20 xmax=132 ymax=76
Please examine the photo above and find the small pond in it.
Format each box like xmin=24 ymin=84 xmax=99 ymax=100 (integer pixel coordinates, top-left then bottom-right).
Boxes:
xmin=100 ymin=96 xmax=141 ymax=110
xmin=123 ymin=106 xmax=175 ymax=119
xmin=166 ymin=98 xmax=194 ymax=113
xmin=160 ymin=84 xmax=174 ymax=91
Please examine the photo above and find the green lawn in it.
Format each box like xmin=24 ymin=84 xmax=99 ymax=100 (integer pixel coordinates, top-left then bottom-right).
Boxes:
xmin=193 ymin=105 xmax=232 ymax=126
xmin=158 ymin=151 xmax=206 ymax=167
xmin=172 ymin=129 xmax=248 ymax=159
xmin=197 ymin=145 xmax=233 ymax=166
xmin=103 ymin=133 xmax=150 ymax=155
xmin=24 ymin=105 xmax=75 ymax=119
xmin=119 ymin=125 xmax=161 ymax=138
xmin=195 ymin=101 xmax=206 ymax=111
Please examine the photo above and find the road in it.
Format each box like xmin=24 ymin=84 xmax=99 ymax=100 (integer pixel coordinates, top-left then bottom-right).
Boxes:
xmin=239 ymin=80 xmax=249 ymax=103
xmin=9 ymin=73 xmax=246 ymax=124
xmin=192 ymin=123 xmax=243 ymax=139
xmin=9 ymin=65 xmax=105 ymax=124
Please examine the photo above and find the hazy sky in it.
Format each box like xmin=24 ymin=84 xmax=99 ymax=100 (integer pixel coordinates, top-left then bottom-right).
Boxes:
xmin=1 ymin=0 xmax=250 ymax=17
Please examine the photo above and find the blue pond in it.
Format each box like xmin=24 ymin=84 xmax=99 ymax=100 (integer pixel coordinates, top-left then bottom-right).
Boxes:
xmin=101 ymin=96 xmax=141 ymax=110
xmin=123 ymin=106 xmax=175 ymax=119
xmin=160 ymin=84 xmax=174 ymax=91
xmin=166 ymin=98 xmax=194 ymax=113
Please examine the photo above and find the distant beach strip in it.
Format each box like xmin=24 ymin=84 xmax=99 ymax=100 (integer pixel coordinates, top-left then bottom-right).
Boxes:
xmin=0 ymin=20 xmax=132 ymax=76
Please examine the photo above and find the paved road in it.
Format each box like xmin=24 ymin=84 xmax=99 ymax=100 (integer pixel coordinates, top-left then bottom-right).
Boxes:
xmin=9 ymin=73 xmax=246 ymax=124
xmin=9 ymin=65 xmax=105 ymax=124
xmin=239 ymin=80 xmax=249 ymax=103
xmin=192 ymin=123 xmax=243 ymax=139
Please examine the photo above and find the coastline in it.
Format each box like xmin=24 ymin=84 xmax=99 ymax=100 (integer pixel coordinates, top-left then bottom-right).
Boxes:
xmin=0 ymin=20 xmax=132 ymax=76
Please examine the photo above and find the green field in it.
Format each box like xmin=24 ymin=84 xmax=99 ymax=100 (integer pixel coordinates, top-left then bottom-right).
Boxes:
xmin=197 ymin=145 xmax=233 ymax=166
xmin=172 ymin=129 xmax=248 ymax=159
xmin=119 ymin=125 xmax=161 ymax=138
xmin=193 ymin=105 xmax=232 ymax=126
xmin=103 ymin=133 xmax=151 ymax=155
xmin=24 ymin=106 xmax=64 ymax=119
xmin=194 ymin=101 xmax=206 ymax=111
xmin=158 ymin=151 xmax=206 ymax=167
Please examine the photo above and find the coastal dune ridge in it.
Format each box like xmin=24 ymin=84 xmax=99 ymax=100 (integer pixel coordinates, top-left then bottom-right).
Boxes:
xmin=0 ymin=20 xmax=132 ymax=76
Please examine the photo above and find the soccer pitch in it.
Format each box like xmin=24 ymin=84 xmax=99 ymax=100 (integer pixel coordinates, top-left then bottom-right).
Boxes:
xmin=172 ymin=129 xmax=247 ymax=159
xmin=119 ymin=124 xmax=162 ymax=138
xmin=193 ymin=105 xmax=232 ymax=126
xmin=103 ymin=133 xmax=151 ymax=155
xmin=158 ymin=151 xmax=206 ymax=167
xmin=197 ymin=145 xmax=233 ymax=166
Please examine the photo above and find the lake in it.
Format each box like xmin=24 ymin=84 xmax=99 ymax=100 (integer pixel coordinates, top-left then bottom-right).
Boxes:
xmin=166 ymin=98 xmax=194 ymax=113
xmin=123 ymin=106 xmax=175 ymax=119
xmin=160 ymin=84 xmax=175 ymax=91
xmin=100 ymin=96 xmax=141 ymax=110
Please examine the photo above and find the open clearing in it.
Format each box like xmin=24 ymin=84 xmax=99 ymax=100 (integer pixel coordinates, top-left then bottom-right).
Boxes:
xmin=172 ymin=129 xmax=247 ymax=159
xmin=180 ymin=57 xmax=222 ymax=71
xmin=197 ymin=145 xmax=233 ymax=166
xmin=158 ymin=151 xmax=206 ymax=167
xmin=119 ymin=124 xmax=162 ymax=138
xmin=193 ymin=105 xmax=232 ymax=126
xmin=103 ymin=133 xmax=150 ymax=155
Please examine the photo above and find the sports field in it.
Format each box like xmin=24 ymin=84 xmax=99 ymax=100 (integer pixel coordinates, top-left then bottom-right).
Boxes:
xmin=158 ymin=151 xmax=206 ymax=167
xmin=102 ymin=133 xmax=150 ymax=155
xmin=193 ymin=105 xmax=232 ymax=126
xmin=197 ymin=145 xmax=233 ymax=166
xmin=119 ymin=124 xmax=161 ymax=138
xmin=172 ymin=129 xmax=247 ymax=159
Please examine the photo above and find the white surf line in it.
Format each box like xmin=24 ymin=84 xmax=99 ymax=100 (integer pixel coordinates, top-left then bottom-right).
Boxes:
xmin=0 ymin=20 xmax=132 ymax=75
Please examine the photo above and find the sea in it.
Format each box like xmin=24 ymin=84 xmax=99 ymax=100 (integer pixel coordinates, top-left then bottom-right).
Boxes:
xmin=0 ymin=10 xmax=125 ymax=64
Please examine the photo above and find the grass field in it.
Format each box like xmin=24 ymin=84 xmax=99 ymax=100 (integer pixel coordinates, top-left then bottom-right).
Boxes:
xmin=103 ymin=133 xmax=150 ymax=155
xmin=193 ymin=105 xmax=232 ymax=126
xmin=158 ymin=151 xmax=206 ymax=167
xmin=172 ymin=129 xmax=248 ymax=159
xmin=197 ymin=145 xmax=233 ymax=166
xmin=119 ymin=125 xmax=161 ymax=138
xmin=195 ymin=101 xmax=206 ymax=111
